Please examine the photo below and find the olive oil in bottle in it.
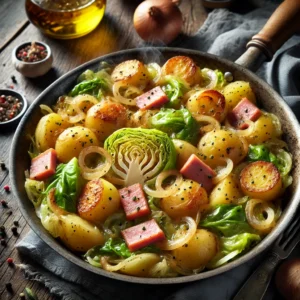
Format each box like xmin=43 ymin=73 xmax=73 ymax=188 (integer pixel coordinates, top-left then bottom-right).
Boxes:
xmin=25 ymin=0 xmax=106 ymax=39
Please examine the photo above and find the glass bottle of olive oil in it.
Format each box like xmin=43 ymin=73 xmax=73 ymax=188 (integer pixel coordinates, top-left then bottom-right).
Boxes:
xmin=25 ymin=0 xmax=106 ymax=39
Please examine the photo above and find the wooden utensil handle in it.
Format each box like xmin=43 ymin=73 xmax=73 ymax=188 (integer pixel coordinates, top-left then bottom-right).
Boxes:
xmin=247 ymin=0 xmax=300 ymax=60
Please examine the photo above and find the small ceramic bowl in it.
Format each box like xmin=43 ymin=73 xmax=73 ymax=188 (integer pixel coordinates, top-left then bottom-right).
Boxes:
xmin=0 ymin=89 xmax=28 ymax=127
xmin=12 ymin=41 xmax=53 ymax=78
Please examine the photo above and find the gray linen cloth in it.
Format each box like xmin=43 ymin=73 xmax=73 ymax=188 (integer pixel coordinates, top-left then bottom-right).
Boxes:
xmin=16 ymin=2 xmax=300 ymax=300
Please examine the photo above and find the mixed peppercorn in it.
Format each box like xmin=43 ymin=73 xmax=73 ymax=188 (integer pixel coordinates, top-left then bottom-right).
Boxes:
xmin=17 ymin=42 xmax=48 ymax=63
xmin=0 ymin=94 xmax=23 ymax=122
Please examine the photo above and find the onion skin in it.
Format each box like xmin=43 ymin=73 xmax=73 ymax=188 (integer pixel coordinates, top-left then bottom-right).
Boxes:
xmin=275 ymin=258 xmax=300 ymax=300
xmin=133 ymin=0 xmax=183 ymax=44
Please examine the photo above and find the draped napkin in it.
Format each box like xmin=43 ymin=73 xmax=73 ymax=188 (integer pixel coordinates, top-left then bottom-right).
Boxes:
xmin=16 ymin=2 xmax=300 ymax=299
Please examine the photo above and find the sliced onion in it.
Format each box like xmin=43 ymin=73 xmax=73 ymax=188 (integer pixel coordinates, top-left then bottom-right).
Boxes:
xmin=225 ymin=119 xmax=255 ymax=137
xmin=264 ymin=138 xmax=288 ymax=151
xmin=47 ymin=188 xmax=67 ymax=216
xmin=201 ymin=68 xmax=218 ymax=89
xmin=112 ymin=81 xmax=137 ymax=106
xmin=245 ymin=199 xmax=276 ymax=233
xmin=78 ymin=146 xmax=112 ymax=180
xmin=147 ymin=63 xmax=162 ymax=84
xmin=73 ymin=94 xmax=98 ymax=107
xmin=64 ymin=98 xmax=86 ymax=123
xmin=156 ymin=217 xmax=197 ymax=250
xmin=104 ymin=173 xmax=125 ymax=186
xmin=211 ymin=250 xmax=240 ymax=268
xmin=266 ymin=111 xmax=282 ymax=137
xmin=144 ymin=170 xmax=183 ymax=198
xmin=213 ymin=158 xmax=234 ymax=184
xmin=40 ymin=104 xmax=54 ymax=115
xmin=86 ymin=256 xmax=102 ymax=268
xmin=193 ymin=114 xmax=221 ymax=133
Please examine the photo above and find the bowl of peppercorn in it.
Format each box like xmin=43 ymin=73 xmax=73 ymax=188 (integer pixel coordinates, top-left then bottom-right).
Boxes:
xmin=0 ymin=89 xmax=28 ymax=127
xmin=12 ymin=41 xmax=53 ymax=78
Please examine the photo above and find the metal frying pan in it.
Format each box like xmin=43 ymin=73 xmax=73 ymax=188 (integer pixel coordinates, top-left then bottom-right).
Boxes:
xmin=10 ymin=0 xmax=300 ymax=284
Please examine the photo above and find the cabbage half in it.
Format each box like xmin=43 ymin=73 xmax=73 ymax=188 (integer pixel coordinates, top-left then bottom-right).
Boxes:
xmin=104 ymin=128 xmax=176 ymax=186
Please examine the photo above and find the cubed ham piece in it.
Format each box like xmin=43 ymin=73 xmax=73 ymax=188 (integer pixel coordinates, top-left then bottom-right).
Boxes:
xmin=30 ymin=148 xmax=57 ymax=181
xmin=136 ymin=86 xmax=169 ymax=110
xmin=180 ymin=154 xmax=216 ymax=192
xmin=228 ymin=98 xmax=261 ymax=129
xmin=119 ymin=183 xmax=151 ymax=220
xmin=121 ymin=219 xmax=165 ymax=251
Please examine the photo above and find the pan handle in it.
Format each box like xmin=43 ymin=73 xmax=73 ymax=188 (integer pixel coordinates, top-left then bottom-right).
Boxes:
xmin=235 ymin=0 xmax=300 ymax=71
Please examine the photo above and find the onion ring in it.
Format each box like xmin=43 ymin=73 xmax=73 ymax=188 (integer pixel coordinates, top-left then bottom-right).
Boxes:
xmin=112 ymin=81 xmax=137 ymax=106
xmin=193 ymin=114 xmax=221 ymax=133
xmin=212 ymin=158 xmax=234 ymax=184
xmin=40 ymin=104 xmax=54 ymax=115
xmin=225 ymin=119 xmax=255 ymax=137
xmin=156 ymin=217 xmax=197 ymax=250
xmin=144 ymin=170 xmax=183 ymax=198
xmin=245 ymin=199 xmax=276 ymax=233
xmin=78 ymin=146 xmax=112 ymax=180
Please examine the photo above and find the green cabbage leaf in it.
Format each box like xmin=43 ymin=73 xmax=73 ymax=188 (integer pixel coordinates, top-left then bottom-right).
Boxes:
xmin=208 ymin=233 xmax=261 ymax=268
xmin=149 ymin=108 xmax=198 ymax=143
xmin=162 ymin=77 xmax=186 ymax=108
xmin=200 ymin=204 xmax=253 ymax=237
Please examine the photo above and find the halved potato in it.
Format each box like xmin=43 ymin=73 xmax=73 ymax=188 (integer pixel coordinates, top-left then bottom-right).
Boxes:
xmin=78 ymin=179 xmax=120 ymax=224
xmin=198 ymin=129 xmax=248 ymax=168
xmin=55 ymin=126 xmax=99 ymax=163
xmin=186 ymin=90 xmax=227 ymax=122
xmin=240 ymin=161 xmax=282 ymax=201
xmin=160 ymin=179 xmax=208 ymax=219
xmin=172 ymin=229 xmax=219 ymax=270
xmin=223 ymin=81 xmax=256 ymax=111
xmin=161 ymin=56 xmax=201 ymax=86
xmin=59 ymin=214 xmax=105 ymax=252
xmin=209 ymin=174 xmax=243 ymax=206
xmin=35 ymin=113 xmax=70 ymax=152
xmin=111 ymin=59 xmax=150 ymax=87
xmin=120 ymin=254 xmax=161 ymax=277
xmin=85 ymin=101 xmax=127 ymax=143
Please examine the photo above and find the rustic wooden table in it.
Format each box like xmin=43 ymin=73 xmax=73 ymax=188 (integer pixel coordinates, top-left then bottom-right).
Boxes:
xmin=0 ymin=0 xmax=257 ymax=299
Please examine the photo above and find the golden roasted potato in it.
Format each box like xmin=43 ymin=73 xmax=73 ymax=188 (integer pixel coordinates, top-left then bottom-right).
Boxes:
xmin=35 ymin=113 xmax=70 ymax=152
xmin=198 ymin=129 xmax=248 ymax=168
xmin=186 ymin=90 xmax=227 ymax=122
xmin=160 ymin=179 xmax=208 ymax=219
xmin=120 ymin=254 xmax=161 ymax=277
xmin=55 ymin=126 xmax=99 ymax=163
xmin=78 ymin=179 xmax=120 ymax=224
xmin=172 ymin=229 xmax=219 ymax=270
xmin=85 ymin=101 xmax=127 ymax=143
xmin=240 ymin=161 xmax=282 ymax=201
xmin=244 ymin=113 xmax=282 ymax=145
xmin=111 ymin=60 xmax=150 ymax=87
xmin=172 ymin=139 xmax=202 ymax=169
xmin=161 ymin=56 xmax=201 ymax=86
xmin=223 ymin=81 xmax=256 ymax=111
xmin=209 ymin=174 xmax=243 ymax=206
xmin=60 ymin=214 xmax=105 ymax=252
xmin=126 ymin=109 xmax=159 ymax=128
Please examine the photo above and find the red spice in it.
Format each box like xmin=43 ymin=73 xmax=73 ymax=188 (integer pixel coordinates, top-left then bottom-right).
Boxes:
xmin=6 ymin=257 xmax=13 ymax=265
xmin=0 ymin=95 xmax=22 ymax=123
xmin=1 ymin=200 xmax=7 ymax=207
xmin=4 ymin=185 xmax=10 ymax=192
xmin=17 ymin=42 xmax=48 ymax=63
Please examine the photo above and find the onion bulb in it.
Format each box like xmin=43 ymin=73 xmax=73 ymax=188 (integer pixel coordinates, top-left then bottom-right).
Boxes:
xmin=133 ymin=0 xmax=183 ymax=44
xmin=275 ymin=259 xmax=300 ymax=300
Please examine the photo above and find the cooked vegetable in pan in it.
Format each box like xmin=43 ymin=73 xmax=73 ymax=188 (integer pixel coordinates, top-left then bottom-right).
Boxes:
xmin=25 ymin=56 xmax=292 ymax=277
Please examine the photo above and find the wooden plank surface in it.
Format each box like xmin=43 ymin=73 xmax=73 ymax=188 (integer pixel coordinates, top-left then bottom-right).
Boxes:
xmin=0 ymin=1 xmax=207 ymax=299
